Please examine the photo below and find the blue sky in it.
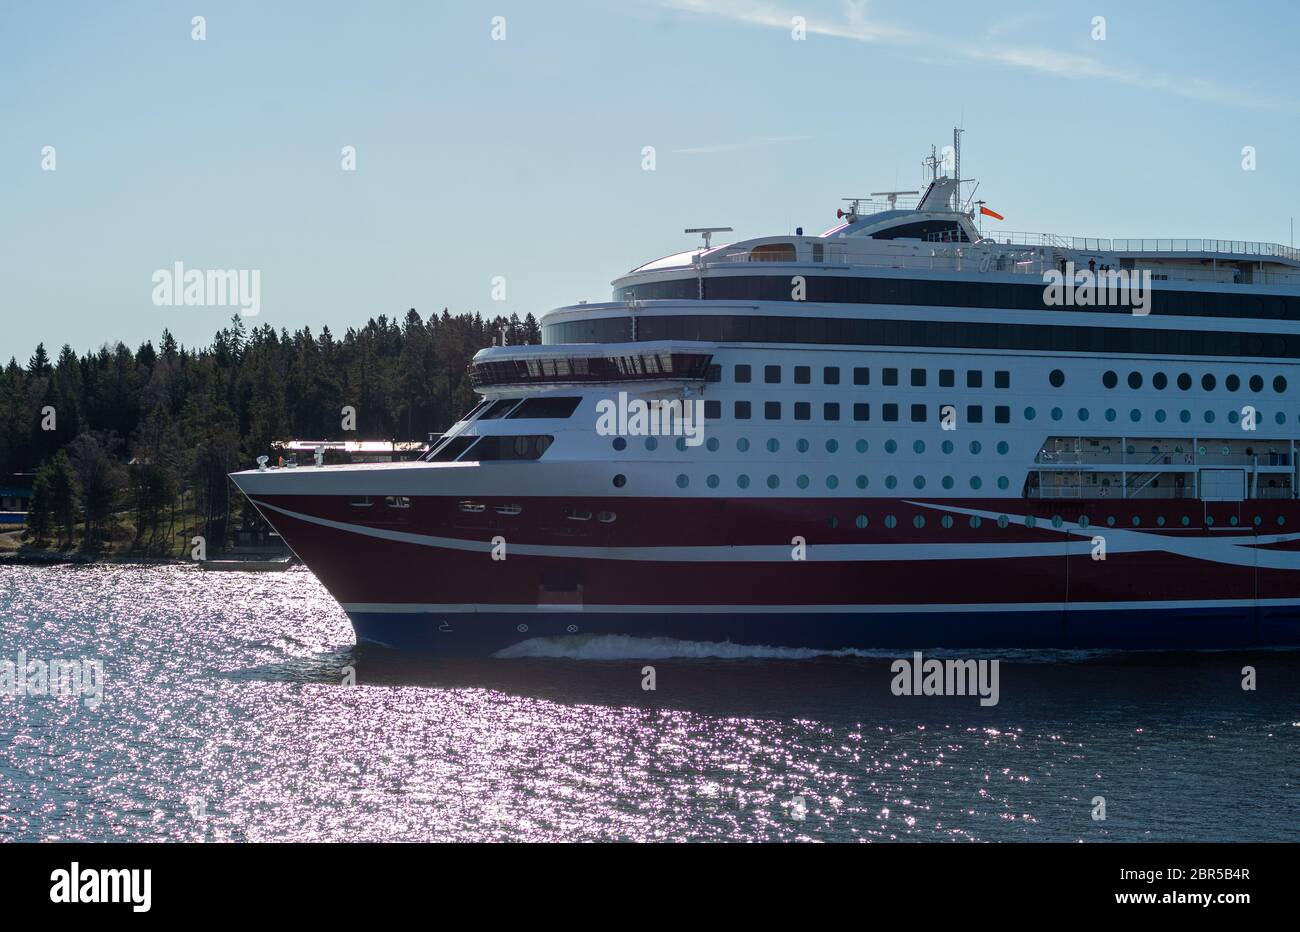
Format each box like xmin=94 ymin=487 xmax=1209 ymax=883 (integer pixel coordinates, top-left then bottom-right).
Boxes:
xmin=2 ymin=0 xmax=1297 ymax=357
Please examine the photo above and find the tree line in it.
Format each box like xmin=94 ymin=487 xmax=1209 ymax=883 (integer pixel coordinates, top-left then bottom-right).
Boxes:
xmin=2 ymin=309 xmax=540 ymax=553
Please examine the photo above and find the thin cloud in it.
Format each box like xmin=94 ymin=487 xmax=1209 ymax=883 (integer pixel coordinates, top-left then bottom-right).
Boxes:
xmin=656 ymin=0 xmax=1300 ymax=114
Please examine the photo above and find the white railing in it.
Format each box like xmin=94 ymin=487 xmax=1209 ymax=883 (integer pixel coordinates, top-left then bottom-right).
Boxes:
xmin=1114 ymin=239 xmax=1300 ymax=262
xmin=1026 ymin=486 xmax=1198 ymax=500
xmin=992 ymin=233 xmax=1300 ymax=263
xmin=701 ymin=246 xmax=1300 ymax=288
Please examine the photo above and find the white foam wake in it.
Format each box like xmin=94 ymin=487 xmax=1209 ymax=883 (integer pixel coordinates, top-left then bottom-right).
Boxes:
xmin=492 ymin=635 xmax=1144 ymax=663
xmin=493 ymin=634 xmax=884 ymax=661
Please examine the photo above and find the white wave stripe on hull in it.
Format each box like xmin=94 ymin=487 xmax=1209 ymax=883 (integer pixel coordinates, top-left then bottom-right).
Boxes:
xmin=341 ymin=598 xmax=1300 ymax=615
xmin=256 ymin=497 xmax=1300 ymax=570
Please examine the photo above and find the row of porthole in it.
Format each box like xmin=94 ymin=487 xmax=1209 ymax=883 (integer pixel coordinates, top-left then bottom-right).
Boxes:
xmin=1026 ymin=407 xmax=1289 ymax=425
xmin=848 ymin=513 xmax=1287 ymax=529
xmin=1111 ymin=370 xmax=1284 ymax=393
xmin=615 ymin=410 xmax=1295 ymax=455
xmin=677 ymin=474 xmax=1014 ymax=491
xmin=1050 ymin=369 xmax=1290 ymax=393
xmin=621 ymin=437 xmax=1014 ymax=455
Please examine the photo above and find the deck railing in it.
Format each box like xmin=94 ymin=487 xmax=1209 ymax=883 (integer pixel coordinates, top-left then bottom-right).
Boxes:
xmin=702 ymin=248 xmax=1300 ymax=288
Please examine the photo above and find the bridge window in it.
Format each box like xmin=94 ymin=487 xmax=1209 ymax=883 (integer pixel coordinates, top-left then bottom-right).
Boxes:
xmin=507 ymin=396 xmax=581 ymax=419
xmin=479 ymin=398 xmax=521 ymax=419
xmin=750 ymin=242 xmax=796 ymax=261
xmin=462 ymin=435 xmax=554 ymax=461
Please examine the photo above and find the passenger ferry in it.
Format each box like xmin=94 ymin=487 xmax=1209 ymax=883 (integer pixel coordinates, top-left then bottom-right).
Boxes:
xmin=232 ymin=134 xmax=1300 ymax=654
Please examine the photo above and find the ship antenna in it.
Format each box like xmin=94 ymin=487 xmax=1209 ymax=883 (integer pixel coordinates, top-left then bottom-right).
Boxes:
xmin=922 ymin=145 xmax=940 ymax=183
xmin=685 ymin=226 xmax=733 ymax=250
xmin=953 ymin=127 xmax=963 ymax=210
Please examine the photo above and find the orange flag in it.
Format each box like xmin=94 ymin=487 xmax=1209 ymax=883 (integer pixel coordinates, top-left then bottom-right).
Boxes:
xmin=980 ymin=206 xmax=1004 ymax=221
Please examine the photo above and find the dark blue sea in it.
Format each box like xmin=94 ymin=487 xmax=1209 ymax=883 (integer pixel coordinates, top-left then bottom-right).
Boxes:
xmin=1 ymin=564 xmax=1296 ymax=842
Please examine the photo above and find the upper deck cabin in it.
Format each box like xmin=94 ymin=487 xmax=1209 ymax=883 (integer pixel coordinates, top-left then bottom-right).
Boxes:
xmin=613 ymin=175 xmax=1300 ymax=297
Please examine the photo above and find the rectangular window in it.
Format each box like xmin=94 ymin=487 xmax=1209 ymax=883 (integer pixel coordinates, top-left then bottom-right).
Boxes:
xmin=994 ymin=405 xmax=1010 ymax=424
xmin=883 ymin=368 xmax=899 ymax=386
xmin=734 ymin=400 xmax=751 ymax=419
xmin=794 ymin=402 xmax=811 ymax=420
xmin=853 ymin=403 xmax=870 ymax=421
xmin=883 ymin=403 xmax=899 ymax=422
xmin=735 ymin=364 xmax=751 ymax=383
xmin=704 ymin=400 xmax=721 ymax=419
xmin=794 ymin=366 xmax=810 ymax=384
xmin=823 ymin=366 xmax=840 ymax=385
xmin=705 ymin=364 xmax=722 ymax=383
xmin=429 ymin=436 xmax=477 ymax=462
xmin=994 ymin=370 xmax=1010 ymax=389
xmin=480 ymin=398 xmax=521 ymax=420
xmin=764 ymin=401 xmax=781 ymax=420
xmin=463 ymin=435 xmax=554 ymax=461
xmin=966 ymin=370 xmax=983 ymax=389
xmin=853 ymin=367 xmax=870 ymax=386
xmin=967 ymin=404 xmax=984 ymax=424
xmin=385 ymin=495 xmax=411 ymax=509
xmin=823 ymin=402 xmax=840 ymax=421
xmin=910 ymin=403 xmax=927 ymax=423
xmin=939 ymin=369 xmax=955 ymax=388
xmin=765 ymin=365 xmax=781 ymax=384
xmin=910 ymin=368 xmax=926 ymax=387
xmin=507 ymin=396 xmax=582 ymax=419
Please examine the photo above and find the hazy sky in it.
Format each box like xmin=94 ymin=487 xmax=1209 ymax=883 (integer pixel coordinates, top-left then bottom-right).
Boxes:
xmin=3 ymin=0 xmax=1298 ymax=358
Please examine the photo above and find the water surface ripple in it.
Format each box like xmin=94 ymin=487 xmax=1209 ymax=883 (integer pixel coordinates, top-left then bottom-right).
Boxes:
xmin=0 ymin=565 xmax=1296 ymax=842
